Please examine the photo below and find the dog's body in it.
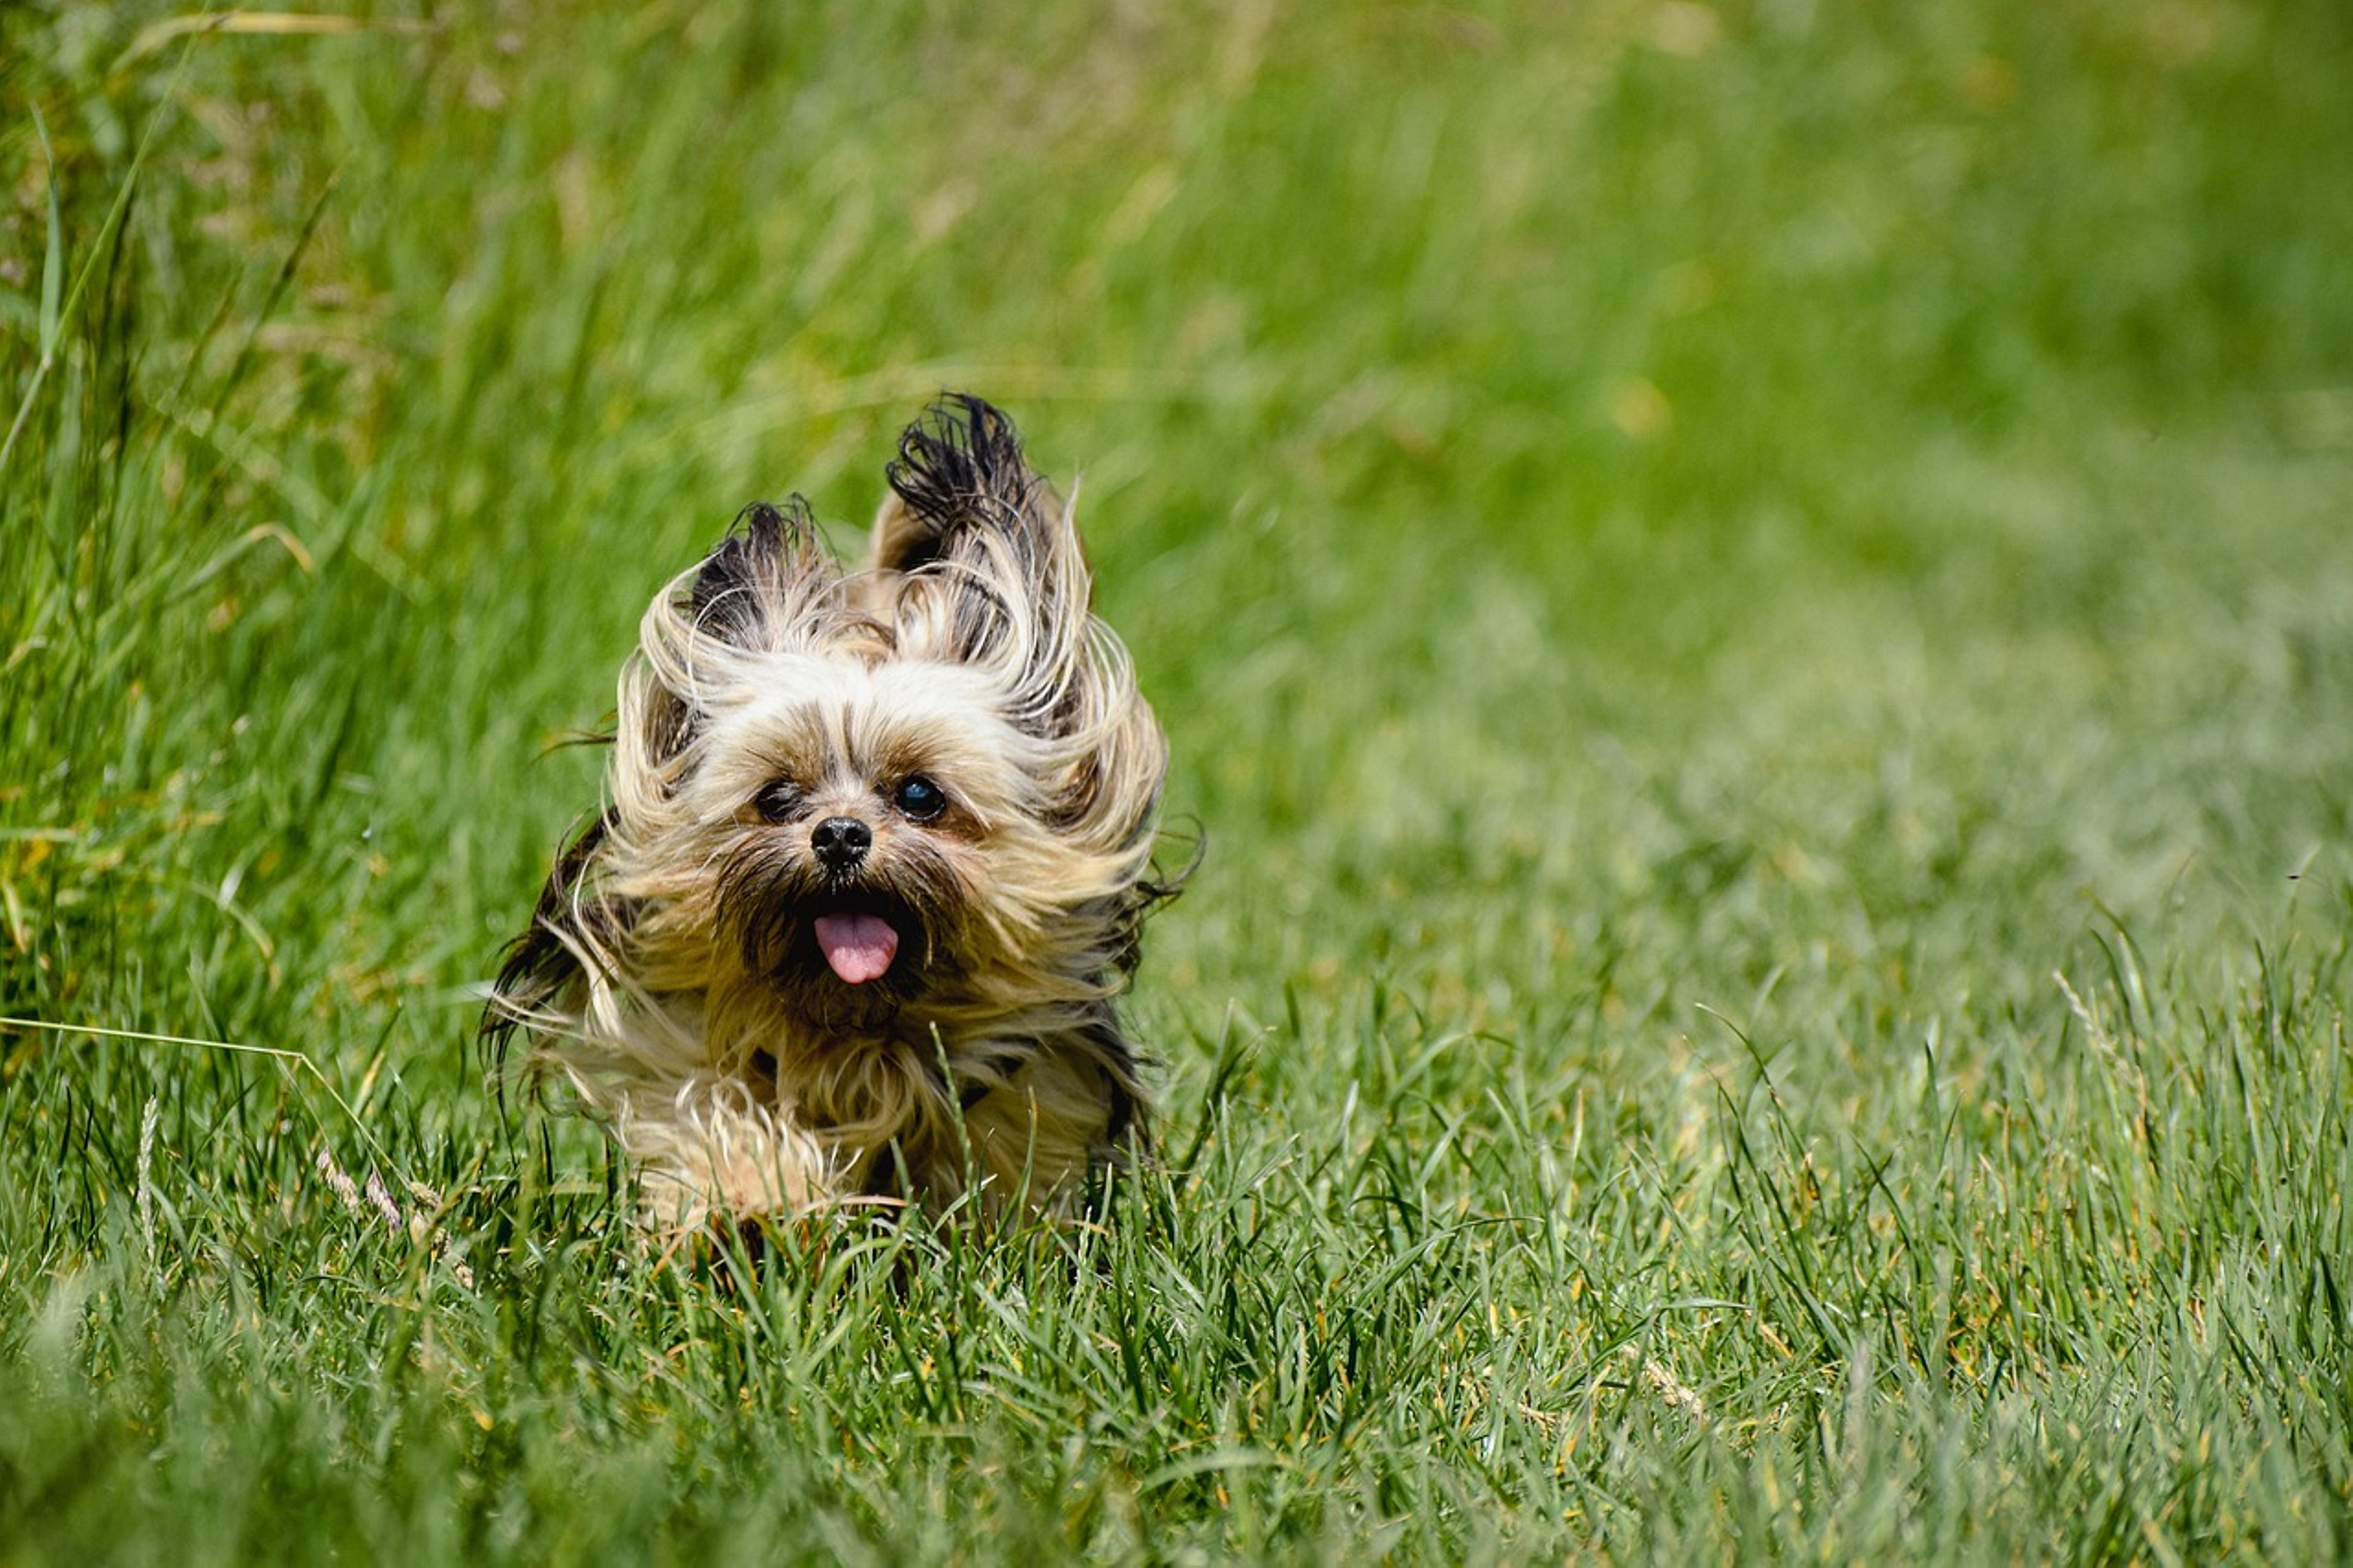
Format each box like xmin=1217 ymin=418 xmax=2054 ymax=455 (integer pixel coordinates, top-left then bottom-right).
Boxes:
xmin=483 ymin=396 xmax=1170 ymax=1235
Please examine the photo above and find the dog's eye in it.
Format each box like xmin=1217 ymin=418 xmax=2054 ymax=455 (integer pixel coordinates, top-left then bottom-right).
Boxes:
xmin=892 ymin=775 xmax=947 ymax=822
xmin=752 ymin=779 xmax=804 ymax=822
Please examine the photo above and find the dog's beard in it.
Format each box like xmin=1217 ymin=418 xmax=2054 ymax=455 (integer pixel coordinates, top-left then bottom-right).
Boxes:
xmin=713 ymin=832 xmax=972 ymax=1036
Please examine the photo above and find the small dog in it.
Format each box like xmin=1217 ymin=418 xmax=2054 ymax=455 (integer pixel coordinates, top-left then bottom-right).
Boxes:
xmin=483 ymin=395 xmax=1173 ymax=1237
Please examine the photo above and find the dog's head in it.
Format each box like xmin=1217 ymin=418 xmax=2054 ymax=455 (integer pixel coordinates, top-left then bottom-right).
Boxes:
xmin=558 ymin=395 xmax=1167 ymax=1040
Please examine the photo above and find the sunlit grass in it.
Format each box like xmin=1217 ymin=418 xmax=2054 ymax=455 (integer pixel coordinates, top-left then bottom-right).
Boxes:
xmin=4 ymin=0 xmax=2351 ymax=1558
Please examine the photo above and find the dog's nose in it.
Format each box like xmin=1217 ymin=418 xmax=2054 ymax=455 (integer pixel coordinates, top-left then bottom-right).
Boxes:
xmin=811 ymin=816 xmax=872 ymax=874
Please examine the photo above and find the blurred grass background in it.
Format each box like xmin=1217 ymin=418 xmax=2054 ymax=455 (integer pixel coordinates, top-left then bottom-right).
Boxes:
xmin=4 ymin=0 xmax=2352 ymax=1558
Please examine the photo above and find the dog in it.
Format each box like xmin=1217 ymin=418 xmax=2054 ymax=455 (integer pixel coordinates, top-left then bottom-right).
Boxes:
xmin=482 ymin=395 xmax=1173 ymax=1238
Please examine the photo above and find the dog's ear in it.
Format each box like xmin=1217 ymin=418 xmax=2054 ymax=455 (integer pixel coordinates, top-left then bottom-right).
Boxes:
xmin=631 ymin=498 xmax=835 ymax=766
xmin=879 ymin=395 xmax=1094 ymax=726
xmin=869 ymin=491 xmax=934 ymax=579
xmin=873 ymin=393 xmax=1042 ymax=574
xmin=688 ymin=498 xmax=833 ymax=653
xmin=881 ymin=394 xmax=1166 ymax=858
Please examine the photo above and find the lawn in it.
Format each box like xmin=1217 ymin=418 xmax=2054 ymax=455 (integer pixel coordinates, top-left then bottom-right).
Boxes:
xmin=5 ymin=0 xmax=2352 ymax=1559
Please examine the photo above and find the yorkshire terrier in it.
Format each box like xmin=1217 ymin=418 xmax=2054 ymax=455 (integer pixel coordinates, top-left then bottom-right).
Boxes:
xmin=482 ymin=395 xmax=1173 ymax=1238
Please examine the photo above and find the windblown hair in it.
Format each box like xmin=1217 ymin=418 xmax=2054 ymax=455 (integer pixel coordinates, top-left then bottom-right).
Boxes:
xmin=483 ymin=395 xmax=1173 ymax=1235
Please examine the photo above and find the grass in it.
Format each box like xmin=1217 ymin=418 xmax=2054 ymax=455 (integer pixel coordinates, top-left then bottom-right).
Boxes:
xmin=4 ymin=0 xmax=2352 ymax=1558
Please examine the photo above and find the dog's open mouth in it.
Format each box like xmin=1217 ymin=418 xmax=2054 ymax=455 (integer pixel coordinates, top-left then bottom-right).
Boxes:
xmin=794 ymin=889 xmax=923 ymax=990
xmin=812 ymin=909 xmax=900 ymax=985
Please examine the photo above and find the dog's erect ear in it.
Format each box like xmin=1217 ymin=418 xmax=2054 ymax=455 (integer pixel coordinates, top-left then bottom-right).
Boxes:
xmin=875 ymin=394 xmax=1166 ymax=860
xmin=876 ymin=395 xmax=1099 ymax=729
xmin=873 ymin=395 xmax=1044 ymax=576
xmin=688 ymin=498 xmax=833 ymax=651
xmin=626 ymin=498 xmax=836 ymax=778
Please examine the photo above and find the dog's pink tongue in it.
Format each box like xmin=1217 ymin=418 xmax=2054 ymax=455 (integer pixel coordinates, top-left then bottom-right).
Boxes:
xmin=814 ymin=912 xmax=899 ymax=984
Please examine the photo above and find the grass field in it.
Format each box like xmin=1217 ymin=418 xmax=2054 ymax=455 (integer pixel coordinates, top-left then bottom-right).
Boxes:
xmin=6 ymin=0 xmax=2353 ymax=1558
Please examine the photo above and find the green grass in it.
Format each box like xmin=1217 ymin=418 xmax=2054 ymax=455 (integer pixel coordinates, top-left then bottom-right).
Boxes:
xmin=6 ymin=0 xmax=2353 ymax=1558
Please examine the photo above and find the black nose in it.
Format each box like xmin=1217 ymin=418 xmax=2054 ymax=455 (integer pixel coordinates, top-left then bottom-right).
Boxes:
xmin=811 ymin=816 xmax=872 ymax=874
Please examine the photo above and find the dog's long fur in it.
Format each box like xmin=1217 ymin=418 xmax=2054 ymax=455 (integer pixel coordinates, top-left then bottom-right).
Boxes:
xmin=482 ymin=396 xmax=1171 ymax=1234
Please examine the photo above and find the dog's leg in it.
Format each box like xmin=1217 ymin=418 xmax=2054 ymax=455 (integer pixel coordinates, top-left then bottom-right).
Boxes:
xmin=618 ymin=1077 xmax=844 ymax=1233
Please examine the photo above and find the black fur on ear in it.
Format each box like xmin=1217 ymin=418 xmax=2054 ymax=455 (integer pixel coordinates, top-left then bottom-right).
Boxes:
xmin=688 ymin=497 xmax=827 ymax=648
xmin=874 ymin=392 xmax=1124 ymax=751
xmin=881 ymin=393 xmax=1047 ymax=572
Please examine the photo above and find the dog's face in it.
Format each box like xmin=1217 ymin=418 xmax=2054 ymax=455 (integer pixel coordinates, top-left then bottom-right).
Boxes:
xmin=678 ymin=656 xmax=1057 ymax=1032
xmin=566 ymin=396 xmax=1167 ymax=1049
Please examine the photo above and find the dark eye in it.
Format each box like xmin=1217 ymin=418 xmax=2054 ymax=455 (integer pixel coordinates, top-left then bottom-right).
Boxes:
xmin=892 ymin=774 xmax=947 ymax=822
xmin=752 ymin=778 xmax=804 ymax=823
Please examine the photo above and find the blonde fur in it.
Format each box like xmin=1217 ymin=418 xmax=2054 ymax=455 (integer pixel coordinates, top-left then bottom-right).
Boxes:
xmin=484 ymin=397 xmax=1170 ymax=1238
